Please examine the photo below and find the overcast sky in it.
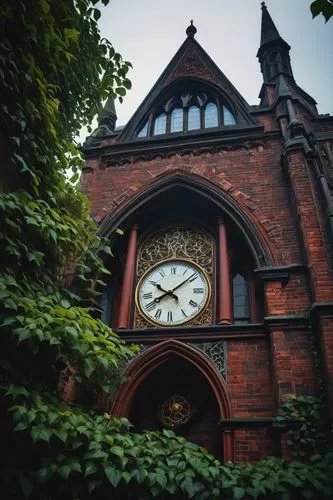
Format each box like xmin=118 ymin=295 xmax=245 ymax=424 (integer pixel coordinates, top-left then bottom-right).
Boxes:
xmin=93 ymin=0 xmax=332 ymax=130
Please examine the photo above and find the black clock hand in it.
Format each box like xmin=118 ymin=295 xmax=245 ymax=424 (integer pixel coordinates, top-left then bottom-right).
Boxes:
xmin=171 ymin=272 xmax=196 ymax=293
xmin=156 ymin=283 xmax=178 ymax=301
xmin=154 ymin=290 xmax=178 ymax=303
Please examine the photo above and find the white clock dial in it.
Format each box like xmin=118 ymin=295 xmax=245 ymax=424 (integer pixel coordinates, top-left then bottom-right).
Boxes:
xmin=136 ymin=260 xmax=210 ymax=326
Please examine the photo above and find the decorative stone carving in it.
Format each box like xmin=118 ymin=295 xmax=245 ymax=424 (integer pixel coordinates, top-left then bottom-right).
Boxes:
xmin=189 ymin=341 xmax=227 ymax=379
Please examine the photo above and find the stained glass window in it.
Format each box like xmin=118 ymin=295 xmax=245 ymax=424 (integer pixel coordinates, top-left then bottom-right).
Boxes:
xmin=170 ymin=108 xmax=183 ymax=133
xmin=204 ymin=102 xmax=218 ymax=128
xmin=223 ymin=106 xmax=236 ymax=125
xmin=137 ymin=121 xmax=148 ymax=138
xmin=233 ymin=274 xmax=249 ymax=322
xmin=154 ymin=113 xmax=167 ymax=135
xmin=188 ymin=106 xmax=201 ymax=131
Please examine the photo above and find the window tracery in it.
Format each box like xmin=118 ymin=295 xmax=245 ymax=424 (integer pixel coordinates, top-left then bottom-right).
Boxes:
xmin=136 ymin=89 xmax=237 ymax=138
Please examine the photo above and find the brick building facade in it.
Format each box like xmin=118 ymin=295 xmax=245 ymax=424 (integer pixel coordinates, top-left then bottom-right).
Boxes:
xmin=81 ymin=4 xmax=333 ymax=461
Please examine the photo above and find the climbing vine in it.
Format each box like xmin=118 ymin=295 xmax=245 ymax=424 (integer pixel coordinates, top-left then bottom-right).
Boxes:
xmin=277 ymin=395 xmax=332 ymax=458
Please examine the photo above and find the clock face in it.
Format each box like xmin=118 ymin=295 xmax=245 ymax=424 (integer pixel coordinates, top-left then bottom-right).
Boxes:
xmin=136 ymin=260 xmax=210 ymax=326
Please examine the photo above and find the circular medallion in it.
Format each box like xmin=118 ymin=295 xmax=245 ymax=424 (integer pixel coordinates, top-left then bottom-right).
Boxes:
xmin=159 ymin=394 xmax=192 ymax=428
xmin=136 ymin=259 xmax=210 ymax=326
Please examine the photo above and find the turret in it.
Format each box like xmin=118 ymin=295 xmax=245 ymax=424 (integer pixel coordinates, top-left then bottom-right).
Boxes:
xmin=257 ymin=2 xmax=294 ymax=84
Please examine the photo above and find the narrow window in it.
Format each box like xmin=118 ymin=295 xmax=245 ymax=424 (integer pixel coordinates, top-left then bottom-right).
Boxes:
xmin=100 ymin=286 xmax=113 ymax=325
xmin=204 ymin=102 xmax=218 ymax=128
xmin=188 ymin=105 xmax=201 ymax=131
xmin=154 ymin=113 xmax=167 ymax=135
xmin=233 ymin=274 xmax=250 ymax=323
xmin=170 ymin=108 xmax=183 ymax=133
xmin=137 ymin=121 xmax=148 ymax=138
xmin=223 ymin=106 xmax=236 ymax=125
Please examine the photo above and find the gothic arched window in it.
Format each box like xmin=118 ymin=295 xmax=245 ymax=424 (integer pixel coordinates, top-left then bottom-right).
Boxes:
xmin=205 ymin=102 xmax=218 ymax=128
xmin=223 ymin=106 xmax=236 ymax=126
xmin=137 ymin=121 xmax=148 ymax=138
xmin=139 ymin=88 xmax=237 ymax=138
xmin=188 ymin=105 xmax=201 ymax=130
xmin=154 ymin=113 xmax=167 ymax=135
xmin=170 ymin=108 xmax=184 ymax=133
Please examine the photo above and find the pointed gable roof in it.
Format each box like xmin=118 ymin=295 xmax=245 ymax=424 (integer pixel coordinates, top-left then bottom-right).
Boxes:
xmin=118 ymin=24 xmax=257 ymax=142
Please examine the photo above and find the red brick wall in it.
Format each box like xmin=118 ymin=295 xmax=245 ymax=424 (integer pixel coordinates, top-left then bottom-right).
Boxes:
xmin=227 ymin=339 xmax=275 ymax=418
xmin=81 ymin=105 xmax=333 ymax=460
xmin=270 ymin=329 xmax=316 ymax=403
xmin=82 ymin=138 xmax=304 ymax=267
xmin=234 ymin=428 xmax=275 ymax=462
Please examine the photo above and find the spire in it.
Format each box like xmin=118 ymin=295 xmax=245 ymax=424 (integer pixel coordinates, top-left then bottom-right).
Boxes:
xmin=98 ymin=97 xmax=117 ymax=132
xmin=257 ymin=2 xmax=294 ymax=84
xmin=186 ymin=20 xmax=197 ymax=38
xmin=259 ymin=2 xmax=281 ymax=47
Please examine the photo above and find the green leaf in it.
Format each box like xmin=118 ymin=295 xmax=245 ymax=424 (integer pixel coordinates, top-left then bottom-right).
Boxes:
xmin=84 ymin=449 xmax=108 ymax=460
xmin=104 ymin=465 xmax=121 ymax=487
xmin=116 ymin=87 xmax=126 ymax=97
xmin=110 ymin=445 xmax=124 ymax=457
xmin=58 ymin=465 xmax=71 ymax=479
xmin=19 ymin=475 xmax=33 ymax=499
xmin=233 ymin=487 xmax=246 ymax=499
xmin=84 ymin=358 xmax=95 ymax=378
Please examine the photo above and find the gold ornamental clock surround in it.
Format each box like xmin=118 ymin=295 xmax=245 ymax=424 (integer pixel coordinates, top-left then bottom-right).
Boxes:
xmin=134 ymin=226 xmax=214 ymax=328
xmin=135 ymin=258 xmax=211 ymax=327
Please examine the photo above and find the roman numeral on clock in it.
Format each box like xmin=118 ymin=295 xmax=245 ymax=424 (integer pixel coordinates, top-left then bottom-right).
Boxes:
xmin=193 ymin=288 xmax=204 ymax=294
xmin=145 ymin=300 xmax=156 ymax=311
xmin=189 ymin=300 xmax=198 ymax=308
xmin=189 ymin=274 xmax=198 ymax=282
xmin=159 ymin=269 xmax=166 ymax=277
xmin=170 ymin=267 xmax=176 ymax=275
xmin=154 ymin=309 xmax=162 ymax=320
xmin=167 ymin=311 xmax=173 ymax=322
xmin=181 ymin=309 xmax=187 ymax=318
xmin=142 ymin=292 xmax=153 ymax=299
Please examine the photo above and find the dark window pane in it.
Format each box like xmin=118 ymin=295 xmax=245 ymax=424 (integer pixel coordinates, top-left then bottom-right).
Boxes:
xmin=170 ymin=108 xmax=183 ymax=133
xmin=233 ymin=273 xmax=249 ymax=319
xmin=154 ymin=113 xmax=167 ymax=135
xmin=188 ymin=105 xmax=201 ymax=131
xmin=101 ymin=287 xmax=112 ymax=325
xmin=223 ymin=106 xmax=236 ymax=125
xmin=137 ymin=122 xmax=148 ymax=137
xmin=205 ymin=102 xmax=218 ymax=128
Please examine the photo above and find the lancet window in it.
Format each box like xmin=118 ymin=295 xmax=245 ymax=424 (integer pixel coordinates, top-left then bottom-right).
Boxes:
xmin=136 ymin=90 xmax=236 ymax=139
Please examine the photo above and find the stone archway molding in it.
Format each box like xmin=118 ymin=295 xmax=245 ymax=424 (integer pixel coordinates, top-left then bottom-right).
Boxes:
xmin=111 ymin=338 xmax=231 ymax=420
xmin=98 ymin=169 xmax=276 ymax=267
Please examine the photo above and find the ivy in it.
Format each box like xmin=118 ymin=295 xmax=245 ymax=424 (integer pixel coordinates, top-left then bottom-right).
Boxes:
xmin=311 ymin=0 xmax=333 ymax=22
xmin=277 ymin=395 xmax=332 ymax=458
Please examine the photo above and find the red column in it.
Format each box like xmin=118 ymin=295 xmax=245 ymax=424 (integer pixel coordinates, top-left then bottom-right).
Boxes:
xmin=223 ymin=429 xmax=234 ymax=461
xmin=218 ymin=218 xmax=232 ymax=324
xmin=117 ymin=225 xmax=138 ymax=329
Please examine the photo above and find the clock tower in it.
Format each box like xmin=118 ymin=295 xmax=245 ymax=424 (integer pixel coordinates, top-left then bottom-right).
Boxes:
xmin=80 ymin=5 xmax=333 ymax=462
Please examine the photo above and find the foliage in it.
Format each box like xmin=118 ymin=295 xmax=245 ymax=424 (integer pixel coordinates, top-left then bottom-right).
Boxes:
xmin=311 ymin=0 xmax=333 ymax=21
xmin=277 ymin=395 xmax=331 ymax=458
xmin=2 ymin=388 xmax=333 ymax=499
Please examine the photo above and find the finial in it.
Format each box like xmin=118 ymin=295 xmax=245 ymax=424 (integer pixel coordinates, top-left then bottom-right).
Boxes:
xmin=186 ymin=19 xmax=197 ymax=38
xmin=261 ymin=1 xmax=267 ymax=9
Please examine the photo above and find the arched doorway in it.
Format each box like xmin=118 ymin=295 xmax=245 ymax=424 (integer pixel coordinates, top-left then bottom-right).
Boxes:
xmin=111 ymin=340 xmax=233 ymax=460
xmin=130 ymin=357 xmax=221 ymax=456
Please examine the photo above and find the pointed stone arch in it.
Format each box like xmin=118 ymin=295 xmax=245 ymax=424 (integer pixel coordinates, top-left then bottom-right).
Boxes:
xmin=99 ymin=169 xmax=277 ymax=267
xmin=111 ymin=339 xmax=234 ymax=460
xmin=111 ymin=339 xmax=231 ymax=419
